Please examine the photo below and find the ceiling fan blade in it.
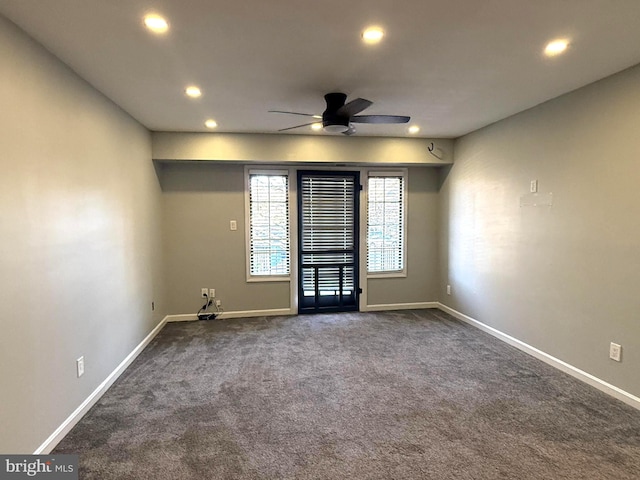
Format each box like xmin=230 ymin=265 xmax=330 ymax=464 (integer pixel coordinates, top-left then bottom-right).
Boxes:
xmin=324 ymin=92 xmax=348 ymax=112
xmin=351 ymin=115 xmax=410 ymax=124
xmin=269 ymin=110 xmax=320 ymax=118
xmin=337 ymin=98 xmax=373 ymax=117
xmin=277 ymin=122 xmax=318 ymax=132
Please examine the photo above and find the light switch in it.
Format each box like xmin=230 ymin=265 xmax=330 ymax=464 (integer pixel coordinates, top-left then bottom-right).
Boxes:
xmin=230 ymin=220 xmax=237 ymax=231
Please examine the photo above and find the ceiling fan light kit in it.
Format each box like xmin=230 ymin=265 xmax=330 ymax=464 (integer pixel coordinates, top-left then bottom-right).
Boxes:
xmin=270 ymin=92 xmax=410 ymax=136
xmin=324 ymin=124 xmax=349 ymax=133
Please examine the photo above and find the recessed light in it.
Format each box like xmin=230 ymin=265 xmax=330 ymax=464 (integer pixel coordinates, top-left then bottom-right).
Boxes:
xmin=185 ymin=86 xmax=202 ymax=98
xmin=311 ymin=123 xmax=323 ymax=131
xmin=205 ymin=119 xmax=218 ymax=129
xmin=143 ymin=14 xmax=169 ymax=34
xmin=544 ymin=39 xmax=569 ymax=57
xmin=362 ymin=26 xmax=384 ymax=44
xmin=408 ymin=125 xmax=420 ymax=134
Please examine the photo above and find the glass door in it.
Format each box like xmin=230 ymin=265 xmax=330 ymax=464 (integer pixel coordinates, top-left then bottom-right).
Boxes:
xmin=298 ymin=171 xmax=360 ymax=313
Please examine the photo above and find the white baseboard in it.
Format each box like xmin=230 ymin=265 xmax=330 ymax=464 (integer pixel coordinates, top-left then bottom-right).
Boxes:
xmin=34 ymin=316 xmax=169 ymax=454
xmin=166 ymin=308 xmax=293 ymax=323
xmin=165 ymin=313 xmax=199 ymax=322
xmin=365 ymin=302 xmax=438 ymax=312
xmin=220 ymin=308 xmax=293 ymax=319
xmin=437 ymin=303 xmax=640 ymax=411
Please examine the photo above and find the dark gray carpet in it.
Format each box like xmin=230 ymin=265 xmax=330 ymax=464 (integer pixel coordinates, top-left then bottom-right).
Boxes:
xmin=54 ymin=309 xmax=640 ymax=479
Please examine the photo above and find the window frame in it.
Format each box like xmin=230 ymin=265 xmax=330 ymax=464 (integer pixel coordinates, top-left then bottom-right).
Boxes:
xmin=366 ymin=169 xmax=407 ymax=278
xmin=245 ymin=168 xmax=292 ymax=282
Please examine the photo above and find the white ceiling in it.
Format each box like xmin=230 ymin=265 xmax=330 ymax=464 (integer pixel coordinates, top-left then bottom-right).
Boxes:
xmin=2 ymin=0 xmax=640 ymax=138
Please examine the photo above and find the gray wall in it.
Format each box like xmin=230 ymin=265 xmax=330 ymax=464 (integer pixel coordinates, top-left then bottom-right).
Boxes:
xmin=368 ymin=167 xmax=440 ymax=305
xmin=160 ymin=162 xmax=291 ymax=314
xmin=439 ymin=64 xmax=640 ymax=397
xmin=0 ymin=16 xmax=163 ymax=453
xmin=160 ymin=163 xmax=440 ymax=314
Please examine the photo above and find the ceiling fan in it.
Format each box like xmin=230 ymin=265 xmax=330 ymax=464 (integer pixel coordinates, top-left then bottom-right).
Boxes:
xmin=269 ymin=92 xmax=410 ymax=135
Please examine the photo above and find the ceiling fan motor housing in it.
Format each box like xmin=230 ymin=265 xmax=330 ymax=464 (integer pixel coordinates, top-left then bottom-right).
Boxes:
xmin=323 ymin=93 xmax=350 ymax=132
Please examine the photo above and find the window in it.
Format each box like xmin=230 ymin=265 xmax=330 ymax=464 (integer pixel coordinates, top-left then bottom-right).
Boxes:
xmin=247 ymin=170 xmax=290 ymax=278
xmin=367 ymin=171 xmax=406 ymax=274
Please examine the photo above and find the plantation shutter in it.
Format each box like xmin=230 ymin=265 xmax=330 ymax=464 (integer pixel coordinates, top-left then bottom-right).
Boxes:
xmin=248 ymin=172 xmax=290 ymax=276
xmin=367 ymin=174 xmax=404 ymax=273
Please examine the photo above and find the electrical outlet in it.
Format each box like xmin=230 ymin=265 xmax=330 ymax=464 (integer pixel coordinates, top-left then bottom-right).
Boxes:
xmin=201 ymin=288 xmax=208 ymax=298
xmin=230 ymin=220 xmax=237 ymax=231
xmin=209 ymin=288 xmax=216 ymax=298
xmin=151 ymin=301 xmax=155 ymax=311
xmin=446 ymin=284 xmax=451 ymax=295
xmin=609 ymin=342 xmax=622 ymax=362
xmin=530 ymin=179 xmax=538 ymax=193
xmin=77 ymin=356 xmax=85 ymax=378
xmin=216 ymin=300 xmax=221 ymax=307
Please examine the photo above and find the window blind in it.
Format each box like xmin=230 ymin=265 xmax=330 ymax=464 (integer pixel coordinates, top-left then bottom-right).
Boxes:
xmin=300 ymin=174 xmax=356 ymax=294
xmin=367 ymin=175 xmax=404 ymax=273
xmin=248 ymin=173 xmax=290 ymax=276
